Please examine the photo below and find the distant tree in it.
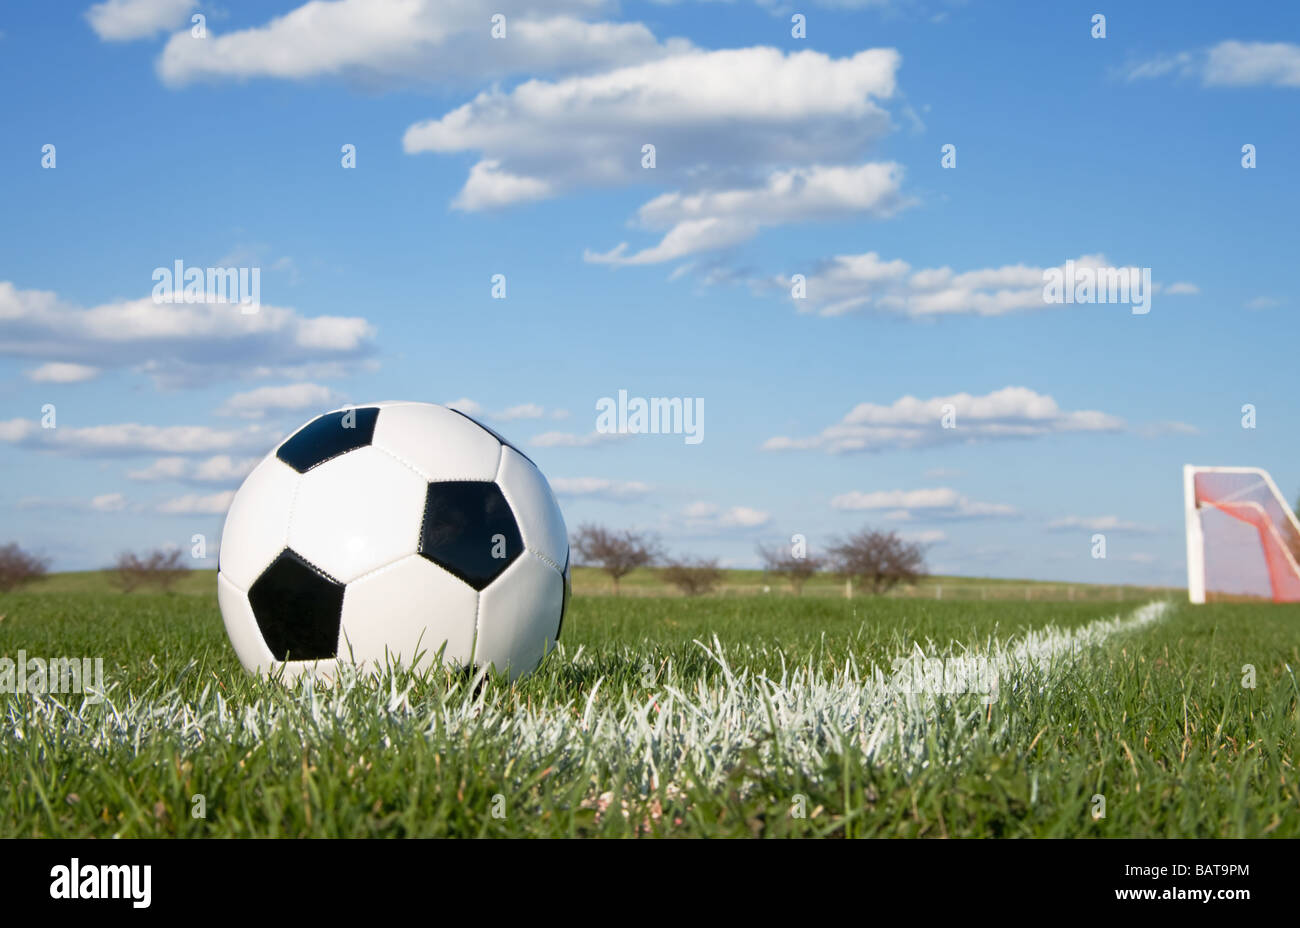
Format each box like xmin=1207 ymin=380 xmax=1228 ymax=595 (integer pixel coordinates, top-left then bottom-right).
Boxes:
xmin=661 ymin=557 xmax=725 ymax=597
xmin=110 ymin=549 xmax=189 ymax=593
xmin=829 ymin=528 xmax=927 ymax=596
xmin=571 ymin=525 xmax=662 ymax=594
xmin=757 ymin=542 xmax=824 ymax=595
xmin=0 ymin=543 xmax=50 ymax=592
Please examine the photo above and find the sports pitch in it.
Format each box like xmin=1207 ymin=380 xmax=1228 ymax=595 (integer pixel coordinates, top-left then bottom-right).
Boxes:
xmin=1 ymin=574 xmax=1296 ymax=837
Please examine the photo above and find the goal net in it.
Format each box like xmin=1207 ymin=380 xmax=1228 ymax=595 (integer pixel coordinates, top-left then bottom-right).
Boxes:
xmin=1184 ymin=465 xmax=1300 ymax=603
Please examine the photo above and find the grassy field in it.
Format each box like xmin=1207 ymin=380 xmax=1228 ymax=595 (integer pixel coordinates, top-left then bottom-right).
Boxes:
xmin=25 ymin=565 xmax=1176 ymax=602
xmin=0 ymin=580 xmax=1296 ymax=837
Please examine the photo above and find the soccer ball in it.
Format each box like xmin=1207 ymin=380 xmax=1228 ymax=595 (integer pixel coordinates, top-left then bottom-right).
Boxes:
xmin=216 ymin=402 xmax=570 ymax=681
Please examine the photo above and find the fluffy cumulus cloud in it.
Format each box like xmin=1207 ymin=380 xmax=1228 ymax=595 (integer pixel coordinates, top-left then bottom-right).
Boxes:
xmin=25 ymin=362 xmax=100 ymax=384
xmin=776 ymin=252 xmax=1145 ymax=318
xmin=550 ymin=477 xmax=652 ymax=499
xmin=0 ymin=281 xmax=375 ymax=388
xmin=156 ymin=491 xmax=237 ymax=515
xmin=446 ymin=399 xmax=568 ymax=421
xmin=127 ymin=455 xmax=260 ymax=484
xmin=156 ymin=0 xmax=685 ymax=87
xmin=405 ymin=46 xmax=901 ymax=210
xmin=764 ymin=386 xmax=1124 ymax=454
xmin=18 ymin=492 xmax=130 ymax=512
xmin=683 ymin=501 xmax=771 ymax=530
xmin=0 ymin=418 xmax=275 ymax=457
xmin=830 ymin=487 xmax=1017 ymax=520
xmin=1126 ymin=41 xmax=1300 ymax=88
xmin=530 ymin=429 xmax=626 ymax=448
xmin=445 ymin=398 xmax=484 ymax=416
xmin=218 ymin=383 xmax=339 ymax=418
xmin=86 ymin=0 xmax=195 ymax=41
xmin=585 ymin=162 xmax=909 ymax=265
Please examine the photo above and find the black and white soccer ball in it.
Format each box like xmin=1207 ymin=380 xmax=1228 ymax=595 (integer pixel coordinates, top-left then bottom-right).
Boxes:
xmin=216 ymin=402 xmax=570 ymax=681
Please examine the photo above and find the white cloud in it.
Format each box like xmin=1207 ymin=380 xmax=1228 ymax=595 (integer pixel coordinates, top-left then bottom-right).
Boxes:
xmin=1126 ymin=41 xmax=1300 ymax=88
xmin=218 ymin=383 xmax=338 ymax=418
xmin=0 ymin=281 xmax=375 ymax=388
xmin=830 ymin=487 xmax=1017 ymax=520
xmin=0 ymin=418 xmax=274 ymax=457
xmin=126 ymin=457 xmax=188 ymax=481
xmin=26 ymin=362 xmax=100 ymax=384
xmin=550 ymin=477 xmax=652 ymax=499
xmin=446 ymin=399 xmax=567 ymax=422
xmin=86 ymin=0 xmax=195 ymax=41
xmin=683 ymin=501 xmax=771 ymax=529
xmin=157 ymin=0 xmax=683 ymax=88
xmin=1163 ymin=281 xmax=1199 ymax=295
xmin=530 ymin=430 xmax=626 ymax=448
xmin=778 ymin=252 xmax=1130 ymax=318
xmin=127 ymin=454 xmax=259 ymax=484
xmin=405 ymin=46 xmax=900 ymax=209
xmin=18 ymin=493 xmax=131 ymax=512
xmin=444 ymin=398 xmax=484 ymax=416
xmin=91 ymin=492 xmax=128 ymax=512
xmin=585 ymin=162 xmax=908 ymax=265
xmin=1047 ymin=515 xmax=1156 ymax=533
xmin=719 ymin=506 xmax=771 ymax=528
xmin=1245 ymin=296 xmax=1281 ymax=310
xmin=765 ymin=386 xmax=1124 ymax=454
xmin=157 ymin=491 xmax=237 ymax=515
xmin=1205 ymin=41 xmax=1300 ymax=87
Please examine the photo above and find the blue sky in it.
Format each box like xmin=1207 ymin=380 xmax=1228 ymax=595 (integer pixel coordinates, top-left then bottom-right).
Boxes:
xmin=1 ymin=0 xmax=1297 ymax=583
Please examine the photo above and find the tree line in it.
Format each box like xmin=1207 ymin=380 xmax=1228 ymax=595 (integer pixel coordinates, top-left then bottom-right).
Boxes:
xmin=571 ymin=523 xmax=927 ymax=596
xmin=0 ymin=544 xmax=189 ymax=593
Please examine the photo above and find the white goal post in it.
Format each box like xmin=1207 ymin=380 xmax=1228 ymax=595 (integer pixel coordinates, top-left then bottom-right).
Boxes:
xmin=1184 ymin=465 xmax=1300 ymax=604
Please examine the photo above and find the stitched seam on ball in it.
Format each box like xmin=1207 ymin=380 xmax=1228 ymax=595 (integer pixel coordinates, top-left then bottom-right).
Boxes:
xmin=346 ymin=552 xmax=417 ymax=587
xmin=371 ymin=442 xmax=436 ymax=482
xmin=283 ymin=476 xmax=303 ymax=561
xmin=471 ymin=589 xmax=483 ymax=668
xmin=531 ymin=549 xmax=561 ymax=574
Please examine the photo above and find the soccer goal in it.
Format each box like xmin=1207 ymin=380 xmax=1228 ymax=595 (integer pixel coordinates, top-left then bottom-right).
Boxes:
xmin=1184 ymin=465 xmax=1300 ymax=603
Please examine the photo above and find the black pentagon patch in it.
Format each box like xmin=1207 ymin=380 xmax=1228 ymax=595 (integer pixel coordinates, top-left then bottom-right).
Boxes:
xmin=556 ymin=550 xmax=571 ymax=641
xmin=419 ymin=481 xmax=522 ymax=591
xmin=248 ymin=550 xmax=345 ymax=661
xmin=448 ymin=407 xmax=537 ymax=468
xmin=276 ymin=406 xmax=380 ymax=474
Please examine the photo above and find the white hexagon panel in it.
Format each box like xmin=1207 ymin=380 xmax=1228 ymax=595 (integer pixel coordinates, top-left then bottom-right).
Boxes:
xmin=475 ymin=552 xmax=565 ymax=681
xmin=338 ymin=554 xmax=479 ymax=672
xmin=287 ymin=445 xmax=426 ymax=584
xmin=496 ymin=445 xmax=569 ymax=572
xmin=216 ymin=402 xmax=570 ymax=681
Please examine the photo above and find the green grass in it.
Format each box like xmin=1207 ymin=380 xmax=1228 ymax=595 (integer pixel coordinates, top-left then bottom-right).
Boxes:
xmin=0 ymin=585 xmax=1295 ymax=837
xmin=569 ymin=565 xmax=1176 ymax=600
xmin=20 ymin=565 xmax=1176 ymax=602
